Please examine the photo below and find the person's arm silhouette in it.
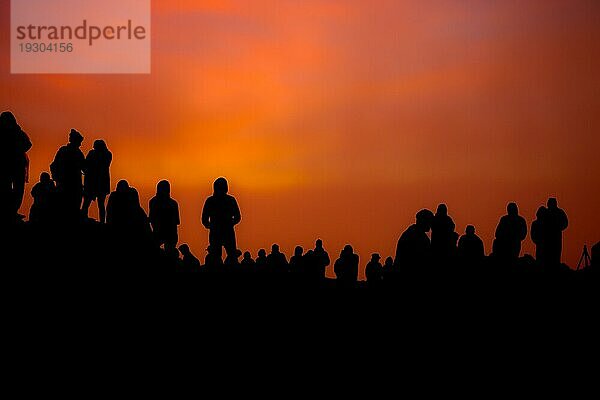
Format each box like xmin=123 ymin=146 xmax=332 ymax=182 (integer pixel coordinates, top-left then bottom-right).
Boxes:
xmin=201 ymin=198 xmax=211 ymax=229
xmin=231 ymin=197 xmax=241 ymax=226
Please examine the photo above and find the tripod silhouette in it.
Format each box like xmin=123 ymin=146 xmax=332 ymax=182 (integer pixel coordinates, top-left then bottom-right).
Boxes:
xmin=576 ymin=245 xmax=591 ymax=271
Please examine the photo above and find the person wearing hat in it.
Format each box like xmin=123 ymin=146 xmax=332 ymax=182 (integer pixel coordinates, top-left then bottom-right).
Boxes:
xmin=50 ymin=129 xmax=85 ymax=221
xmin=365 ymin=253 xmax=383 ymax=286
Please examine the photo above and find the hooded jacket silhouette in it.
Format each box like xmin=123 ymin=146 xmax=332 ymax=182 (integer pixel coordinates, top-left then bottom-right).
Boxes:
xmin=201 ymin=178 xmax=241 ymax=259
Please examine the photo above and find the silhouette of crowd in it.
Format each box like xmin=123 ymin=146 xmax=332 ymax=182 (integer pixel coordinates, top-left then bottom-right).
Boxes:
xmin=0 ymin=111 xmax=597 ymax=289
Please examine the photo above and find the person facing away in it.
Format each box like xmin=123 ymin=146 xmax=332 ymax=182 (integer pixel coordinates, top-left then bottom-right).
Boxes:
xmin=531 ymin=206 xmax=549 ymax=265
xmin=224 ymin=249 xmax=243 ymax=268
xmin=0 ymin=111 xmax=32 ymax=220
xmin=334 ymin=245 xmax=359 ymax=288
xmin=431 ymin=204 xmax=457 ymax=259
xmin=179 ymin=244 xmax=201 ymax=269
xmin=201 ymin=177 xmax=241 ymax=260
xmin=493 ymin=202 xmax=527 ymax=261
xmin=50 ymin=129 xmax=85 ymax=220
xmin=544 ymin=198 xmax=568 ymax=265
xmin=457 ymin=225 xmax=485 ymax=264
xmin=365 ymin=253 xmax=383 ymax=286
xmin=395 ymin=209 xmax=434 ymax=270
xmin=289 ymin=246 xmax=304 ymax=274
xmin=29 ymin=172 xmax=56 ymax=225
xmin=107 ymin=180 xmax=150 ymax=236
xmin=313 ymin=239 xmax=331 ymax=278
xmin=255 ymin=248 xmax=268 ymax=273
xmin=149 ymin=180 xmax=181 ymax=251
xmin=266 ymin=244 xmax=289 ymax=274
xmin=82 ymin=139 xmax=112 ymax=223
xmin=241 ymin=251 xmax=256 ymax=268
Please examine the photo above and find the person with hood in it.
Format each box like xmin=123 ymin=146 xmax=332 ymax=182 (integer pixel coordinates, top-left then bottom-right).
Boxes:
xmin=201 ymin=177 xmax=241 ymax=259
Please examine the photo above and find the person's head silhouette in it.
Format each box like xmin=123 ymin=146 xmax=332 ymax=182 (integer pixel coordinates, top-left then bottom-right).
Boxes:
xmin=93 ymin=139 xmax=107 ymax=152
xmin=69 ymin=129 xmax=83 ymax=146
xmin=116 ymin=180 xmax=130 ymax=192
xmin=416 ymin=209 xmax=434 ymax=232
xmin=466 ymin=225 xmax=475 ymax=236
xmin=371 ymin=253 xmax=381 ymax=262
xmin=507 ymin=202 xmax=518 ymax=216
xmin=214 ymin=177 xmax=228 ymax=195
xmin=436 ymin=204 xmax=448 ymax=216
xmin=547 ymin=198 xmax=558 ymax=209
xmin=157 ymin=180 xmax=171 ymax=198
xmin=258 ymin=249 xmax=266 ymax=258
xmin=272 ymin=244 xmax=280 ymax=253
xmin=316 ymin=239 xmax=323 ymax=249
xmin=294 ymin=246 xmax=303 ymax=257
xmin=40 ymin=172 xmax=51 ymax=184
xmin=385 ymin=256 xmax=393 ymax=267
xmin=0 ymin=111 xmax=17 ymax=127
xmin=243 ymin=251 xmax=252 ymax=260
xmin=343 ymin=244 xmax=353 ymax=255
xmin=536 ymin=206 xmax=547 ymax=219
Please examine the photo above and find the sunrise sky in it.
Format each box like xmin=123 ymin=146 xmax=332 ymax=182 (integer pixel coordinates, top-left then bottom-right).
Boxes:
xmin=1 ymin=0 xmax=599 ymax=273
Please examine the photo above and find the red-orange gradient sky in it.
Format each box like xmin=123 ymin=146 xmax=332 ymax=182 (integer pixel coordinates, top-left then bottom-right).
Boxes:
xmin=1 ymin=0 xmax=599 ymax=273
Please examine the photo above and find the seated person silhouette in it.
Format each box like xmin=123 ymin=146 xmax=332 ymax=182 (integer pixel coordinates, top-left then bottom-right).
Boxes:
xmin=50 ymin=129 xmax=85 ymax=221
xmin=82 ymin=139 xmax=112 ymax=223
xmin=493 ymin=202 xmax=527 ymax=261
xmin=544 ymin=198 xmax=568 ymax=265
xmin=241 ymin=251 xmax=256 ymax=268
xmin=266 ymin=244 xmax=289 ymax=273
xmin=531 ymin=206 xmax=549 ymax=265
xmin=365 ymin=253 xmax=383 ymax=285
xmin=29 ymin=172 xmax=56 ymax=225
xmin=255 ymin=248 xmax=268 ymax=273
xmin=334 ymin=245 xmax=359 ymax=288
xmin=179 ymin=244 xmax=200 ymax=269
xmin=149 ymin=180 xmax=181 ymax=251
xmin=394 ymin=209 xmax=434 ymax=270
xmin=201 ymin=177 xmax=241 ymax=260
xmin=431 ymin=204 xmax=458 ymax=259
xmin=0 ymin=111 xmax=32 ymax=221
xmin=224 ymin=249 xmax=243 ymax=267
xmin=457 ymin=225 xmax=485 ymax=264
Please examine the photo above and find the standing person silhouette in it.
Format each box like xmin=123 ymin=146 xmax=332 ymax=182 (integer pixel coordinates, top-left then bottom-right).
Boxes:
xmin=313 ymin=239 xmax=330 ymax=278
xmin=82 ymin=140 xmax=112 ymax=223
xmin=334 ymin=245 xmax=359 ymax=288
xmin=201 ymin=177 xmax=241 ymax=260
xmin=0 ymin=111 xmax=32 ymax=221
xmin=544 ymin=198 xmax=568 ymax=265
xmin=493 ymin=202 xmax=527 ymax=261
xmin=50 ymin=129 xmax=85 ymax=221
xmin=149 ymin=180 xmax=181 ymax=251
xmin=431 ymin=204 xmax=457 ymax=260
xmin=531 ymin=206 xmax=549 ymax=265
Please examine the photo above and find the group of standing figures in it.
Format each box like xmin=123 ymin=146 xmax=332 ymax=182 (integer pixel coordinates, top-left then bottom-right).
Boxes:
xmin=0 ymin=111 xmax=587 ymax=281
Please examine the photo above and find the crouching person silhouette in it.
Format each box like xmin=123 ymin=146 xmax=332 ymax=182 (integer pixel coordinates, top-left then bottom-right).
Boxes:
xmin=29 ymin=172 xmax=56 ymax=225
xmin=201 ymin=177 xmax=241 ymax=260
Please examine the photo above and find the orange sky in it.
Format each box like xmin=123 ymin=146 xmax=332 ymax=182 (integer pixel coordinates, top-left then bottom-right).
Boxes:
xmin=1 ymin=0 xmax=599 ymax=274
